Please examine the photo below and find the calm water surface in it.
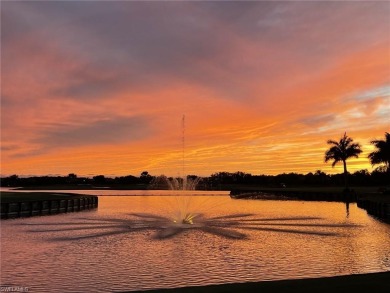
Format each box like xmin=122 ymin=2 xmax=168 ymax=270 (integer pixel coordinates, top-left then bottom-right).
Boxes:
xmin=1 ymin=191 xmax=390 ymax=292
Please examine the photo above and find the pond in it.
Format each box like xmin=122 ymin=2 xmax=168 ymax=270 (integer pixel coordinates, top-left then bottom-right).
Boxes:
xmin=1 ymin=191 xmax=390 ymax=292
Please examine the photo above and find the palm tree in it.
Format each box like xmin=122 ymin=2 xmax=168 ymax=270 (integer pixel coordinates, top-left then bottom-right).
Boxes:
xmin=324 ymin=132 xmax=362 ymax=189
xmin=368 ymin=132 xmax=390 ymax=172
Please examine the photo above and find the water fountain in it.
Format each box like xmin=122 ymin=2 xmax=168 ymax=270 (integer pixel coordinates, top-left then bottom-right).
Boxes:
xmin=149 ymin=175 xmax=202 ymax=192
xmin=149 ymin=115 xmax=204 ymax=226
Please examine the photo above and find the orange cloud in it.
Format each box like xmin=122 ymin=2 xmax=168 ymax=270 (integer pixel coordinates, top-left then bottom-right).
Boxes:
xmin=1 ymin=1 xmax=389 ymax=177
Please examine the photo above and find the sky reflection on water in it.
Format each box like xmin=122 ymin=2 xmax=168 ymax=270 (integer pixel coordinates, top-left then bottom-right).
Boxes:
xmin=2 ymin=196 xmax=389 ymax=293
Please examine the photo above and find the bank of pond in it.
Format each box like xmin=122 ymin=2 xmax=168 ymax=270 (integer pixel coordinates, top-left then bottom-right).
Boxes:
xmin=1 ymin=188 xmax=389 ymax=223
xmin=229 ymin=188 xmax=390 ymax=223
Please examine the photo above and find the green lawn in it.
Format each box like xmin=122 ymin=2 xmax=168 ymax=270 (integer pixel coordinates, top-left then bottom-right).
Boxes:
xmin=228 ymin=185 xmax=390 ymax=203
xmin=227 ymin=185 xmax=383 ymax=193
xmin=12 ymin=184 xmax=149 ymax=190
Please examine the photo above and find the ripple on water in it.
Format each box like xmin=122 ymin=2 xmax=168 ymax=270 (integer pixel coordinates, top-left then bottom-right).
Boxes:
xmin=1 ymin=196 xmax=390 ymax=292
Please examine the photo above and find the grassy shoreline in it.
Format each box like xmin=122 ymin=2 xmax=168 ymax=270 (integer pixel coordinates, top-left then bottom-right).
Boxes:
xmin=0 ymin=191 xmax=91 ymax=203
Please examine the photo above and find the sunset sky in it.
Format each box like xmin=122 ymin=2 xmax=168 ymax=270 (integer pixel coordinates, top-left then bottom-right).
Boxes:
xmin=1 ymin=1 xmax=389 ymax=178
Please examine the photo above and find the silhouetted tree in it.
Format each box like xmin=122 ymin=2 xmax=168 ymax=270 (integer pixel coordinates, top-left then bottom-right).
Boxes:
xmin=324 ymin=132 xmax=362 ymax=189
xmin=140 ymin=171 xmax=153 ymax=184
xmin=305 ymin=170 xmax=329 ymax=185
xmin=114 ymin=175 xmax=139 ymax=185
xmin=351 ymin=169 xmax=370 ymax=186
xmin=93 ymin=175 xmax=106 ymax=184
xmin=368 ymin=132 xmax=390 ymax=172
xmin=67 ymin=173 xmax=77 ymax=184
xmin=371 ymin=166 xmax=389 ymax=186
xmin=1 ymin=174 xmax=19 ymax=187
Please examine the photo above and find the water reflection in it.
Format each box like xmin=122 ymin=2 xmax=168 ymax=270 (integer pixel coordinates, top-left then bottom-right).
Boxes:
xmin=23 ymin=213 xmax=360 ymax=241
xmin=4 ymin=197 xmax=389 ymax=292
xmin=346 ymin=202 xmax=350 ymax=218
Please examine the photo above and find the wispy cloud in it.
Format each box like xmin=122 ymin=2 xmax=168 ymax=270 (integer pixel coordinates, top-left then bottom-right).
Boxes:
xmin=33 ymin=116 xmax=153 ymax=148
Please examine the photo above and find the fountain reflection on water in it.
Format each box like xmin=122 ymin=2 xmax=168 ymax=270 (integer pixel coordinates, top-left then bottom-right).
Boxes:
xmin=25 ymin=211 xmax=361 ymax=241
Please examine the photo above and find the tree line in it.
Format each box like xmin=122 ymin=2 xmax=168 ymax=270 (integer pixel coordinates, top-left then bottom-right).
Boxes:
xmin=1 ymin=169 xmax=388 ymax=190
xmin=1 ymin=132 xmax=389 ymax=189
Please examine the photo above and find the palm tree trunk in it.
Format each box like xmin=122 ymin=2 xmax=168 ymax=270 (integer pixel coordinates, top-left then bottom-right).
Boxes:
xmin=343 ymin=160 xmax=348 ymax=190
